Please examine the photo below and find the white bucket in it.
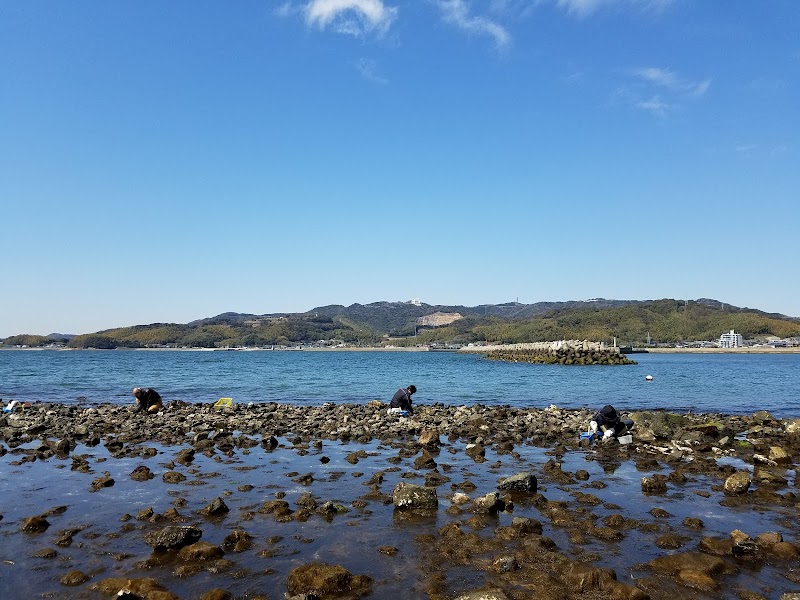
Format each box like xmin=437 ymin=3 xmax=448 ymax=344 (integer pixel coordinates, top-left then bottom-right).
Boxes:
xmin=617 ymin=434 xmax=632 ymax=445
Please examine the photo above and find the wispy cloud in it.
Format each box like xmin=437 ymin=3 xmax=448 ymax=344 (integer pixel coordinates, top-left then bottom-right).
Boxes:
xmin=615 ymin=66 xmax=710 ymax=117
xmin=435 ymin=0 xmax=512 ymax=49
xmin=734 ymin=143 xmax=758 ymax=155
xmin=304 ymin=0 xmax=398 ymax=37
xmin=557 ymin=0 xmax=675 ymax=18
xmin=356 ymin=58 xmax=388 ymax=84
xmin=633 ymin=67 xmax=711 ymax=97
xmin=635 ymin=95 xmax=669 ymax=117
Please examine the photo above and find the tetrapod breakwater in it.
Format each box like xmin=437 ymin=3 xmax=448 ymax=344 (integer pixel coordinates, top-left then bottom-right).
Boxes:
xmin=464 ymin=340 xmax=637 ymax=365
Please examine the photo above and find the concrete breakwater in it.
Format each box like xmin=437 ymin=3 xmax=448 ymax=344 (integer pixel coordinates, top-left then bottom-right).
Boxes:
xmin=475 ymin=340 xmax=637 ymax=365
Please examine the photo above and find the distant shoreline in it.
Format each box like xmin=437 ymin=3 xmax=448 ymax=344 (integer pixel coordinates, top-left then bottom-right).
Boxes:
xmin=640 ymin=346 xmax=800 ymax=354
xmin=2 ymin=345 xmax=798 ymax=354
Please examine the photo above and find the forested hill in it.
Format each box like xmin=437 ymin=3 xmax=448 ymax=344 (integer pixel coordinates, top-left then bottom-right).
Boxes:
xmin=3 ymin=299 xmax=799 ymax=349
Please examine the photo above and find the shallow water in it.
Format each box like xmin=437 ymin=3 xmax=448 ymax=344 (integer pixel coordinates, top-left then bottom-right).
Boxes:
xmin=1 ymin=435 xmax=799 ymax=599
xmin=2 ymin=350 xmax=800 ymax=416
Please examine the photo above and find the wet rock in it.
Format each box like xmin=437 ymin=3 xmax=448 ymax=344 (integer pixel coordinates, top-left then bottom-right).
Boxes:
xmin=730 ymin=530 xmax=758 ymax=557
xmin=130 ymin=465 xmax=154 ymax=481
xmin=676 ymin=569 xmax=718 ymax=592
xmin=497 ymin=471 xmax=537 ymax=493
xmin=176 ymin=448 xmax=195 ymax=465
xmin=90 ymin=577 xmax=179 ymax=600
xmin=392 ymin=482 xmax=438 ymax=510
xmin=472 ymin=492 xmax=504 ymax=514
xmin=200 ymin=497 xmax=229 ymax=516
xmin=768 ymin=541 xmax=800 ymax=560
xmin=33 ymin=547 xmax=58 ymax=558
xmin=465 ymin=444 xmax=486 ymax=459
xmin=345 ymin=449 xmax=368 ymax=464
xmin=641 ymin=476 xmax=667 ymax=494
xmin=177 ymin=541 xmax=224 ymax=561
xmin=286 ymin=562 xmax=372 ymax=598
xmin=378 ymin=546 xmax=398 ymax=555
xmin=419 ymin=428 xmax=440 ymax=448
xmin=163 ymin=471 xmax=186 ymax=483
xmin=293 ymin=473 xmax=314 ymax=485
xmin=562 ymin=561 xmax=616 ymax=592
xmin=259 ymin=499 xmax=292 ymax=518
xmin=414 ymin=451 xmax=437 ymax=469
xmin=21 ymin=515 xmax=50 ymax=533
xmin=698 ymin=536 xmax=734 ymax=556
xmin=724 ymin=471 xmax=751 ymax=495
xmin=648 ymin=507 xmax=672 ymax=518
xmin=682 ymin=517 xmax=704 ymax=529
xmin=543 ymin=459 xmax=574 ymax=484
xmin=644 ymin=551 xmax=735 ymax=577
xmin=655 ymin=533 xmax=691 ymax=549
xmin=454 ymin=589 xmax=509 ymax=600
xmin=90 ymin=475 xmax=114 ymax=491
xmin=144 ymin=525 xmax=202 ymax=551
xmin=491 ymin=555 xmax=519 ymax=573
xmin=60 ymin=570 xmax=90 ymax=586
xmin=425 ymin=471 xmax=451 ymax=486
xmin=136 ymin=507 xmax=155 ymax=521
xmin=222 ymin=530 xmax=253 ymax=552
xmin=591 ymin=526 xmax=624 ymax=541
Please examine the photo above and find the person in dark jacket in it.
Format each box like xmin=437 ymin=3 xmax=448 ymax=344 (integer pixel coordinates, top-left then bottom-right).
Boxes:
xmin=389 ymin=385 xmax=416 ymax=415
xmin=590 ymin=404 xmax=633 ymax=442
xmin=133 ymin=387 xmax=163 ymax=413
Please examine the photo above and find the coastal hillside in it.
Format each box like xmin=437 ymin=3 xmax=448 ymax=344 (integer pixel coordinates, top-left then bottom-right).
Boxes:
xmin=3 ymin=298 xmax=799 ymax=349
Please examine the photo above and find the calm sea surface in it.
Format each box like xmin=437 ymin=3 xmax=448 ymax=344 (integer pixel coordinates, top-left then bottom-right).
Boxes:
xmin=0 ymin=349 xmax=798 ymax=417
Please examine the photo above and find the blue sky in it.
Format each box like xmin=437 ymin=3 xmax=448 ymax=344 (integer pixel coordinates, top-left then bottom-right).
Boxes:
xmin=1 ymin=0 xmax=798 ymax=337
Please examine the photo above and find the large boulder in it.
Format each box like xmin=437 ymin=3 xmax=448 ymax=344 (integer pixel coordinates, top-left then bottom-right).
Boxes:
xmin=177 ymin=541 xmax=224 ymax=561
xmin=145 ymin=526 xmax=202 ymax=551
xmin=497 ymin=472 xmax=537 ymax=493
xmin=286 ymin=562 xmax=372 ymax=597
xmin=392 ymin=482 xmax=438 ymax=510
xmin=724 ymin=471 xmax=751 ymax=495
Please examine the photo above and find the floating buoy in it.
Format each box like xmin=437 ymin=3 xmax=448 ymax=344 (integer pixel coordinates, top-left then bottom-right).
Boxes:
xmin=645 ymin=375 xmax=653 ymax=381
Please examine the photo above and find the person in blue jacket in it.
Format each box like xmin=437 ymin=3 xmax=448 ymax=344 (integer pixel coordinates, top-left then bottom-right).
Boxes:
xmin=389 ymin=385 xmax=416 ymax=415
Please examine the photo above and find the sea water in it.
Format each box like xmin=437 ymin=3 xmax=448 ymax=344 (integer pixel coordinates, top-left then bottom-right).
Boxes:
xmin=0 ymin=349 xmax=798 ymax=416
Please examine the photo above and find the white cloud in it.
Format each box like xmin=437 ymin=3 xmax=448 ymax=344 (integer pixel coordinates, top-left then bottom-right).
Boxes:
xmin=635 ymin=95 xmax=670 ymax=117
xmin=557 ymin=0 xmax=675 ymax=18
xmin=634 ymin=67 xmax=711 ymax=97
xmin=615 ymin=66 xmax=710 ymax=117
xmin=274 ymin=2 xmax=297 ymax=18
xmin=356 ymin=58 xmax=388 ymax=84
xmin=436 ymin=0 xmax=512 ymax=49
xmin=305 ymin=0 xmax=398 ymax=37
xmin=735 ymin=143 xmax=758 ymax=154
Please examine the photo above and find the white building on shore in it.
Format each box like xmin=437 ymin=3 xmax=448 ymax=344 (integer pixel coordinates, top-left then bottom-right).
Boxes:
xmin=719 ymin=329 xmax=743 ymax=348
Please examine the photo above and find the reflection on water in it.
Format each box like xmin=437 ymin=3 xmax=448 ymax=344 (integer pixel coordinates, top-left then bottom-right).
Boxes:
xmin=1 ymin=437 xmax=798 ymax=599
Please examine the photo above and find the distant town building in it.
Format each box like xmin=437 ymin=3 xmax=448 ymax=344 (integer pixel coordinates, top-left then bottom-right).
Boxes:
xmin=719 ymin=329 xmax=743 ymax=348
xmin=410 ymin=298 xmax=422 ymax=306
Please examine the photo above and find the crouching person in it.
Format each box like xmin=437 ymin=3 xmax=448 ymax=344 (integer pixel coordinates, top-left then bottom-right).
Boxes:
xmin=590 ymin=404 xmax=633 ymax=443
xmin=133 ymin=387 xmax=163 ymax=414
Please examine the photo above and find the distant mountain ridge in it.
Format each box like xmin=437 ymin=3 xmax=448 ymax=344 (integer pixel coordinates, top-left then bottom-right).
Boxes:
xmin=3 ymin=298 xmax=799 ymax=349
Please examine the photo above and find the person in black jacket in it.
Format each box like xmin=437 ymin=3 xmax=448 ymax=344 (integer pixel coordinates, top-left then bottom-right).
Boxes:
xmin=590 ymin=404 xmax=633 ymax=442
xmin=133 ymin=387 xmax=163 ymax=413
xmin=389 ymin=385 xmax=416 ymax=415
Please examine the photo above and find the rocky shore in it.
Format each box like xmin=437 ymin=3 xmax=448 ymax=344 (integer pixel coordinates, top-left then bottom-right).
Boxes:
xmin=2 ymin=401 xmax=800 ymax=600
